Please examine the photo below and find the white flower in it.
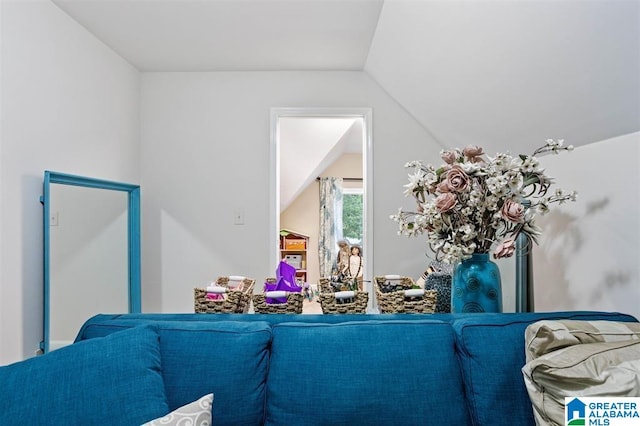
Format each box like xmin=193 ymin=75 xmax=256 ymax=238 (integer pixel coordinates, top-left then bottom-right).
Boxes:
xmin=403 ymin=170 xmax=425 ymax=196
xmin=520 ymin=157 xmax=540 ymax=173
xmin=459 ymin=162 xmax=482 ymax=174
xmin=425 ymin=171 xmax=439 ymax=186
xmin=506 ymin=172 xmax=523 ymax=192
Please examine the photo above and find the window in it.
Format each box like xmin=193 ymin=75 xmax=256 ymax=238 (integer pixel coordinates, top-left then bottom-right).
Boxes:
xmin=342 ymin=188 xmax=363 ymax=246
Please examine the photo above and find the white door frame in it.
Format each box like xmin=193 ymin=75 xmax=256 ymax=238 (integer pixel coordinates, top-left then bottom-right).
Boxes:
xmin=269 ymin=107 xmax=373 ymax=307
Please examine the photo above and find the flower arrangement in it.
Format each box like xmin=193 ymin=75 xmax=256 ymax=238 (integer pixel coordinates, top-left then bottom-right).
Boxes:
xmin=390 ymin=139 xmax=577 ymax=264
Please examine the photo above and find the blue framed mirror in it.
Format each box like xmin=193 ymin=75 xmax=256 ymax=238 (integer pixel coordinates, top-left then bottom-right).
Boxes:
xmin=41 ymin=171 xmax=141 ymax=353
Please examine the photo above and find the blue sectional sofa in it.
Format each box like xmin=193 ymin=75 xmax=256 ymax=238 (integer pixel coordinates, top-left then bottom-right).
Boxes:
xmin=1 ymin=311 xmax=637 ymax=425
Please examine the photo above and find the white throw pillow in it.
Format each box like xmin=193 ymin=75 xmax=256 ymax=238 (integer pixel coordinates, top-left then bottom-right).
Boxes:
xmin=142 ymin=393 xmax=213 ymax=426
xmin=525 ymin=319 xmax=640 ymax=362
xmin=522 ymin=319 xmax=640 ymax=426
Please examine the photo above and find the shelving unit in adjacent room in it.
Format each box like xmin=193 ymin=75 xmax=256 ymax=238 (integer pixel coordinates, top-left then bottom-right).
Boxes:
xmin=279 ymin=229 xmax=309 ymax=284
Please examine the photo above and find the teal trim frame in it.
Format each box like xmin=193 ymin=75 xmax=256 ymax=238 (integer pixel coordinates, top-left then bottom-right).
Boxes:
xmin=41 ymin=171 xmax=141 ymax=353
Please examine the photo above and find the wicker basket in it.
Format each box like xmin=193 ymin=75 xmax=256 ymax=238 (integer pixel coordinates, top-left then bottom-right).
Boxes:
xmin=194 ymin=276 xmax=256 ymax=314
xmin=317 ymin=278 xmax=368 ymax=314
xmin=252 ymin=293 xmax=304 ymax=314
xmin=218 ymin=276 xmax=256 ymax=314
xmin=251 ymin=278 xmax=304 ymax=314
xmin=374 ymin=276 xmax=437 ymax=314
xmin=194 ymin=288 xmax=244 ymax=314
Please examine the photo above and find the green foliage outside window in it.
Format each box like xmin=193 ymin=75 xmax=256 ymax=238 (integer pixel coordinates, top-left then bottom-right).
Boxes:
xmin=343 ymin=194 xmax=363 ymax=244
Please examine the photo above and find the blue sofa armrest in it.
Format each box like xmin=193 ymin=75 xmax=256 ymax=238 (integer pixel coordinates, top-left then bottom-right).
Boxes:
xmin=451 ymin=311 xmax=638 ymax=426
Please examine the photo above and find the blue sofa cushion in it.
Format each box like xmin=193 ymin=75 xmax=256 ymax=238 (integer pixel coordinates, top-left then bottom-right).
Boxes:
xmin=452 ymin=311 xmax=638 ymax=426
xmin=78 ymin=319 xmax=272 ymax=426
xmin=0 ymin=325 xmax=169 ymax=426
xmin=266 ymin=320 xmax=471 ymax=426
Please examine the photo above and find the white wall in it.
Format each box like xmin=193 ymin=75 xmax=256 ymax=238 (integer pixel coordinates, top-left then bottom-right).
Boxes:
xmin=533 ymin=132 xmax=640 ymax=320
xmin=0 ymin=0 xmax=140 ymax=364
xmin=140 ymin=71 xmax=442 ymax=313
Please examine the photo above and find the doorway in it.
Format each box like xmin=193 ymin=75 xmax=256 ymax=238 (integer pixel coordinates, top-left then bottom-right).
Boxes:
xmin=269 ymin=108 xmax=373 ymax=310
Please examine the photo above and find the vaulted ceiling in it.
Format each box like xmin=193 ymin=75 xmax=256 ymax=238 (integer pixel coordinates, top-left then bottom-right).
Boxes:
xmin=52 ymin=0 xmax=639 ymax=158
xmin=366 ymin=0 xmax=640 ymax=155
xmin=51 ymin=0 xmax=384 ymax=71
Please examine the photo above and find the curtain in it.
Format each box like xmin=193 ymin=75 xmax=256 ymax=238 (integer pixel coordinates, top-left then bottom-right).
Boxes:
xmin=318 ymin=177 xmax=344 ymax=278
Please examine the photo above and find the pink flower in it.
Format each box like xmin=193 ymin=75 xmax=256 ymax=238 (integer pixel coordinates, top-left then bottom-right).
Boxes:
xmin=441 ymin=150 xmax=457 ymax=164
xmin=501 ymin=199 xmax=525 ymax=223
xmin=463 ymin=145 xmax=485 ymax=163
xmin=436 ymin=180 xmax=450 ymax=193
xmin=445 ymin=166 xmax=470 ymax=192
xmin=435 ymin=193 xmax=457 ymax=213
xmin=493 ymin=237 xmax=517 ymax=259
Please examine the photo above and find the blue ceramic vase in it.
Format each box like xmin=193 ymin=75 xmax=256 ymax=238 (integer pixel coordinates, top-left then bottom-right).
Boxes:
xmin=451 ymin=253 xmax=502 ymax=313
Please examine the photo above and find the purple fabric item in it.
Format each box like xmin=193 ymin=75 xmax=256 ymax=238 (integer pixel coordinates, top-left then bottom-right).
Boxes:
xmin=277 ymin=261 xmax=298 ymax=288
xmin=265 ymin=261 xmax=302 ymax=303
